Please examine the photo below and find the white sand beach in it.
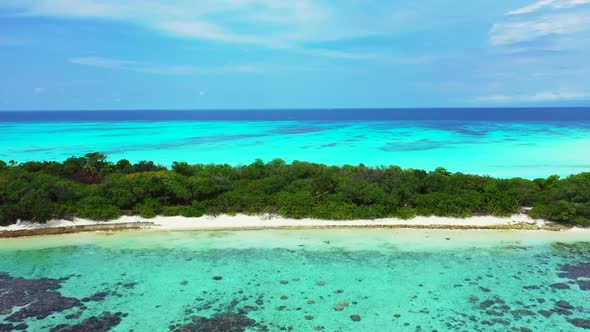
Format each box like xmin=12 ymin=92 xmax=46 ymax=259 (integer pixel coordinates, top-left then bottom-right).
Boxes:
xmin=2 ymin=213 xmax=587 ymax=236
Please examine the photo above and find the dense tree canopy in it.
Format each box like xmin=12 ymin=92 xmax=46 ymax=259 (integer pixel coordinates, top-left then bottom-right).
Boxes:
xmin=0 ymin=153 xmax=589 ymax=226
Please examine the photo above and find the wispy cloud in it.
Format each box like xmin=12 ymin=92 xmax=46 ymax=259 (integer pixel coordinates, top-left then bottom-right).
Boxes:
xmin=475 ymin=90 xmax=590 ymax=102
xmin=140 ymin=65 xmax=258 ymax=75
xmin=1 ymin=1 xmax=449 ymax=63
xmin=68 ymin=55 xmax=380 ymax=75
xmin=508 ymin=0 xmax=590 ymax=15
xmin=12 ymin=0 xmax=124 ymax=18
xmin=2 ymin=0 xmax=390 ymax=59
xmin=68 ymin=56 xmax=257 ymax=75
xmin=69 ymin=57 xmax=140 ymax=69
xmin=489 ymin=12 xmax=589 ymax=45
xmin=157 ymin=20 xmax=271 ymax=46
xmin=491 ymin=0 xmax=590 ymax=46
xmin=508 ymin=0 xmax=555 ymax=15
xmin=297 ymin=49 xmax=383 ymax=60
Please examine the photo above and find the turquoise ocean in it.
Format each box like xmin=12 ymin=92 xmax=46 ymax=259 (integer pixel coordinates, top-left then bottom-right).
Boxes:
xmin=1 ymin=108 xmax=590 ymax=178
xmin=1 ymin=230 xmax=590 ymax=331
xmin=2 ymin=109 xmax=590 ymax=331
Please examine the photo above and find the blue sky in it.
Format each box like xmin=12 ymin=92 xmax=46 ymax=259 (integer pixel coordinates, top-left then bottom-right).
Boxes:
xmin=1 ymin=0 xmax=589 ymax=110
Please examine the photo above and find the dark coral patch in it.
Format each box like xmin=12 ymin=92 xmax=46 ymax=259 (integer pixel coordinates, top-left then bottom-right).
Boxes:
xmin=577 ymin=280 xmax=590 ymax=290
xmin=171 ymin=313 xmax=256 ymax=332
xmin=550 ymin=283 xmax=570 ymax=290
xmin=558 ymin=262 xmax=590 ymax=279
xmin=50 ymin=312 xmax=123 ymax=332
xmin=81 ymin=291 xmax=110 ymax=302
xmin=0 ymin=272 xmax=80 ymax=322
xmin=552 ymin=242 xmax=590 ymax=257
xmin=0 ymin=324 xmax=14 ymax=332
xmin=555 ymin=300 xmax=574 ymax=310
xmin=569 ymin=318 xmax=590 ymax=329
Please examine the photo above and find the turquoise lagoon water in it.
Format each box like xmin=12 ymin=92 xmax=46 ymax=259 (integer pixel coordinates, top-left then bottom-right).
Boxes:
xmin=2 ymin=119 xmax=590 ymax=178
xmin=1 ymin=229 xmax=590 ymax=331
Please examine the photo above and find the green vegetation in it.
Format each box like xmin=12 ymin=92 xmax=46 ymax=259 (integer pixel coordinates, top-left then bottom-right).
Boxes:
xmin=0 ymin=153 xmax=589 ymax=226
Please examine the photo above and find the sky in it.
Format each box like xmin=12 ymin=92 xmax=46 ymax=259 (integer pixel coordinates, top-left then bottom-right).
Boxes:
xmin=0 ymin=0 xmax=590 ymax=110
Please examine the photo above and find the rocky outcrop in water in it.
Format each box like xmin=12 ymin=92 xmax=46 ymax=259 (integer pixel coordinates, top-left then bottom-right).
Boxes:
xmin=0 ymin=272 xmax=80 ymax=322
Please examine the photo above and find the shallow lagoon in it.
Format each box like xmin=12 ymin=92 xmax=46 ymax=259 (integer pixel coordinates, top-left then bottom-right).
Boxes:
xmin=2 ymin=120 xmax=590 ymax=178
xmin=1 ymin=229 xmax=590 ymax=331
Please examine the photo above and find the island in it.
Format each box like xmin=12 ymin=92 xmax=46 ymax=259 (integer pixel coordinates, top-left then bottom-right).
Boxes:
xmin=1 ymin=153 xmax=588 ymax=233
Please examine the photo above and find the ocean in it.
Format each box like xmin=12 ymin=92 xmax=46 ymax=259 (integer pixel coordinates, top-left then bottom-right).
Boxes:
xmin=1 ymin=108 xmax=590 ymax=178
xmin=2 ymin=108 xmax=590 ymax=332
xmin=1 ymin=229 xmax=590 ymax=331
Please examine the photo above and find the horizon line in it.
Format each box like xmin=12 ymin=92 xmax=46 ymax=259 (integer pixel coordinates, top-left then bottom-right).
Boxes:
xmin=2 ymin=106 xmax=590 ymax=112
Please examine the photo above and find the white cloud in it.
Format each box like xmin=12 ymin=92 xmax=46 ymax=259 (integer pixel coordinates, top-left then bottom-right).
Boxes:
xmin=489 ymin=12 xmax=589 ymax=45
xmin=1 ymin=0 xmax=383 ymax=59
xmin=508 ymin=0 xmax=555 ymax=15
xmin=14 ymin=0 xmax=123 ymax=17
xmin=508 ymin=0 xmax=590 ymax=15
xmin=68 ymin=55 xmax=388 ymax=75
xmin=476 ymin=91 xmax=590 ymax=102
xmin=395 ymin=55 xmax=435 ymax=65
xmin=298 ymin=49 xmax=383 ymax=60
xmin=492 ymin=0 xmax=590 ymax=48
xmin=157 ymin=20 xmax=271 ymax=46
xmin=68 ymin=56 xmax=258 ymax=75
xmin=140 ymin=64 xmax=258 ymax=75
xmin=69 ymin=57 xmax=140 ymax=69
xmin=1 ymin=1 xmax=434 ymax=61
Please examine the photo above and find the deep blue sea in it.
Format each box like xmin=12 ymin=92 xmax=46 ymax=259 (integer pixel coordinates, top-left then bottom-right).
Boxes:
xmin=2 ymin=108 xmax=590 ymax=122
xmin=1 ymin=108 xmax=590 ymax=178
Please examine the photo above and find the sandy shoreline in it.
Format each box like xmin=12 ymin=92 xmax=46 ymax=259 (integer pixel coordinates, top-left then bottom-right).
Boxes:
xmin=1 ymin=213 xmax=587 ymax=238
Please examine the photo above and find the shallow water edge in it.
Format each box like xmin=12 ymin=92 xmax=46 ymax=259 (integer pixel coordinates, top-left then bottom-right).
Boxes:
xmin=2 ymin=229 xmax=590 ymax=331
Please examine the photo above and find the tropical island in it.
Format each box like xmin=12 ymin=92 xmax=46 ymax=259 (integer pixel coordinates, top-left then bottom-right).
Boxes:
xmin=0 ymin=153 xmax=588 ymax=229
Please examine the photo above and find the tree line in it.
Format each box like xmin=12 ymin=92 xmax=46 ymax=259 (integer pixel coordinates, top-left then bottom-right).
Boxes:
xmin=0 ymin=153 xmax=588 ymax=226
